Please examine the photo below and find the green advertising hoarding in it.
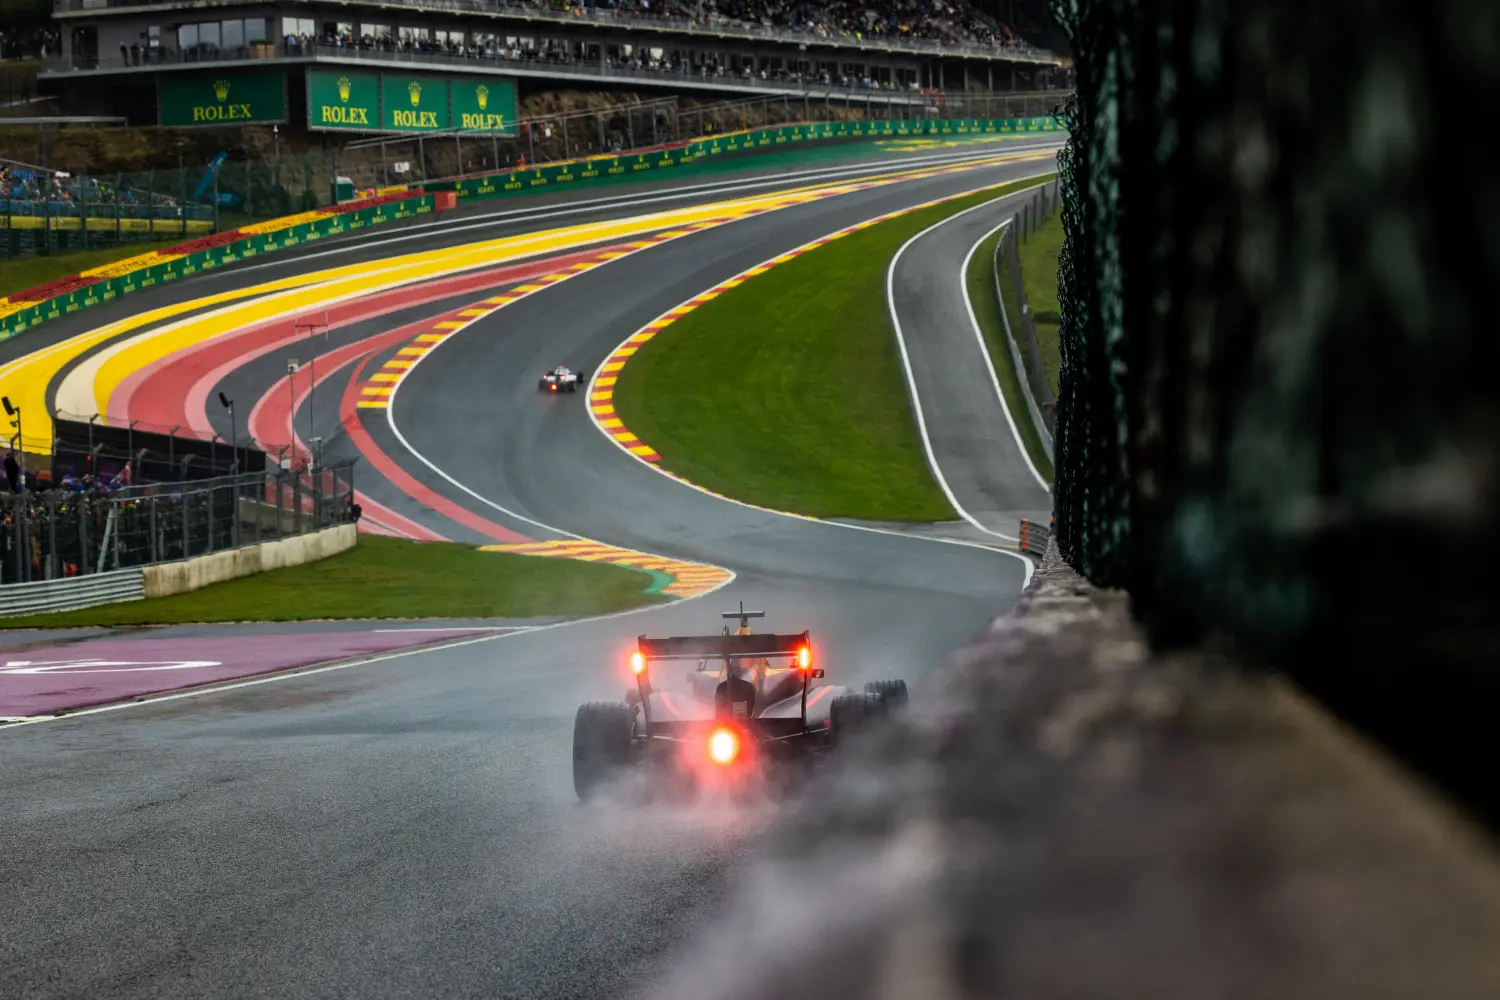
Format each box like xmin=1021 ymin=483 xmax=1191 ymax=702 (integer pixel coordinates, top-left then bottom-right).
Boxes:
xmin=381 ymin=74 xmax=451 ymax=132
xmin=159 ymin=70 xmax=287 ymax=126
xmin=451 ymin=78 xmax=518 ymax=135
xmin=307 ymin=68 xmax=380 ymax=131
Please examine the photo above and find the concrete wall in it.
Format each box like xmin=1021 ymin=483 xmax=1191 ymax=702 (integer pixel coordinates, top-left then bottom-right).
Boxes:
xmin=142 ymin=523 xmax=356 ymax=599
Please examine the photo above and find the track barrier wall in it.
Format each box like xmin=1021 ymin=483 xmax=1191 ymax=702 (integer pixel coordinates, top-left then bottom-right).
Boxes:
xmin=433 ymin=116 xmax=1063 ymax=201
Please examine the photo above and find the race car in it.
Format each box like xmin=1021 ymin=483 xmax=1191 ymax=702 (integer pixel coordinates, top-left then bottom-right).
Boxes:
xmin=538 ymin=365 xmax=588 ymax=393
xmin=572 ymin=603 xmax=909 ymax=801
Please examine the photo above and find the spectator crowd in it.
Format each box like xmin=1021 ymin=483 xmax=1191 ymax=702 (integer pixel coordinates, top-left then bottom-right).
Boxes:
xmin=2 ymin=161 xmax=189 ymax=219
xmin=281 ymin=0 xmax=1042 ymax=61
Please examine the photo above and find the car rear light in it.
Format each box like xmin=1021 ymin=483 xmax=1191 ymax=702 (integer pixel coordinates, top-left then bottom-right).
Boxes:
xmin=708 ymin=727 xmax=739 ymax=765
xmin=549 ymin=384 xmax=557 ymax=391
xmin=631 ymin=651 xmax=646 ymax=675
xmin=797 ymin=645 xmax=811 ymax=670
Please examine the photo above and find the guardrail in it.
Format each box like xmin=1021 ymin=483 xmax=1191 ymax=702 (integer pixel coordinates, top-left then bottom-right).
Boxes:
xmin=1018 ymin=517 xmax=1051 ymax=558
xmin=0 ymin=568 xmax=145 ymax=618
xmin=992 ymin=182 xmax=1061 ymax=455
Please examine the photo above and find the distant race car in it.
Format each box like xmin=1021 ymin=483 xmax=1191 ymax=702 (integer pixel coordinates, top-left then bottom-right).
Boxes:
xmin=572 ymin=603 xmax=909 ymax=801
xmin=538 ymin=365 xmax=588 ymax=393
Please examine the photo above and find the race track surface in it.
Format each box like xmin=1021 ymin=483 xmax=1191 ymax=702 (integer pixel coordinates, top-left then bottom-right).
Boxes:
xmin=887 ymin=198 xmax=1053 ymax=531
xmin=0 ymin=145 xmax=1057 ymax=999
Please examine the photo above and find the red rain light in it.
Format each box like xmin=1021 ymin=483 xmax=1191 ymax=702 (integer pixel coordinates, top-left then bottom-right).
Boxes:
xmin=797 ymin=645 xmax=811 ymax=670
xmin=631 ymin=651 xmax=646 ymax=675
xmin=708 ymin=727 xmax=740 ymax=765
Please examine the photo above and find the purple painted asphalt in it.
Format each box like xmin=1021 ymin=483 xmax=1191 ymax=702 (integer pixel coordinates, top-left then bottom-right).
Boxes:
xmin=0 ymin=629 xmax=511 ymax=718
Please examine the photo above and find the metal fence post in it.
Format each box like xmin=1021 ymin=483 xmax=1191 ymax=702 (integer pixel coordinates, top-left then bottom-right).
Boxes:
xmin=149 ymin=495 xmax=158 ymax=563
xmin=47 ymin=495 xmax=59 ymax=580
xmin=206 ymin=485 xmax=215 ymax=554
xmin=182 ymin=492 xmax=190 ymax=558
xmin=79 ymin=504 xmax=91 ymax=575
xmin=292 ymin=473 xmax=301 ymax=535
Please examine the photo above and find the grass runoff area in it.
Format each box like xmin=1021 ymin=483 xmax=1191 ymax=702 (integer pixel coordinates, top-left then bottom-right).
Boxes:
xmin=613 ymin=177 xmax=1052 ymax=521
xmin=0 ymin=241 xmax=178 ymax=298
xmin=964 ymin=208 xmax=1063 ymax=483
xmin=0 ymin=537 xmax=664 ymax=627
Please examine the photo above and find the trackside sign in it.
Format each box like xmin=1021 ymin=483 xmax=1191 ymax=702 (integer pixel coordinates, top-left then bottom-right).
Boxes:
xmin=158 ymin=71 xmax=287 ymax=127
xmin=451 ymin=78 xmax=518 ymax=136
xmin=381 ymin=75 xmax=450 ymax=132
xmin=305 ymin=69 xmax=517 ymax=134
xmin=307 ymin=68 xmax=379 ymax=130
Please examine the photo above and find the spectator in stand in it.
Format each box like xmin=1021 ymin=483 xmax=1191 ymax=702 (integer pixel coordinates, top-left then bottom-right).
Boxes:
xmin=4 ymin=449 xmax=18 ymax=493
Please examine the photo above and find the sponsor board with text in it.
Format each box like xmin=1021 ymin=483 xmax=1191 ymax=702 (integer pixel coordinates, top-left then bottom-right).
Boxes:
xmin=158 ymin=70 xmax=287 ymax=127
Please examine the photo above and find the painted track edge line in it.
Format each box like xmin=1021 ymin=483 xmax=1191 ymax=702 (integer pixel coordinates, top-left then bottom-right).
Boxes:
xmin=585 ymin=177 xmax=1057 ymax=584
xmin=0 ymin=595 xmax=712 ymax=732
xmin=227 ymin=141 xmax=1066 ymax=274
xmin=372 ymin=153 xmax=1042 ymax=583
xmin=380 ymin=217 xmax=740 ymax=592
xmin=884 ymin=184 xmax=1056 ymax=536
xmin=953 ymin=214 xmax=1053 ymax=492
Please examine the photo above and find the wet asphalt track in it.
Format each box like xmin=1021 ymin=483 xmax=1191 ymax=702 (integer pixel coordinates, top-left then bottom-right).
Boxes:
xmin=887 ymin=198 xmax=1054 ymax=531
xmin=0 ymin=149 xmax=1055 ymax=999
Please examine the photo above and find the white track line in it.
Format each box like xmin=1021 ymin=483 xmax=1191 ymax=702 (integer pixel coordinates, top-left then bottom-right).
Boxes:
xmin=378 ymin=151 xmax=1038 ymax=548
xmin=884 ymin=188 xmax=1051 ymax=546
xmin=229 ymin=141 xmax=1064 ymax=273
xmin=585 ymin=180 xmax=1061 ymax=586
xmin=0 ymin=600 xmax=716 ymax=731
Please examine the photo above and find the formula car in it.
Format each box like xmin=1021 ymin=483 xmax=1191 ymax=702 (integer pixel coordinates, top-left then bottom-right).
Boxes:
xmin=572 ymin=604 xmax=909 ymax=800
xmin=538 ymin=365 xmax=587 ymax=393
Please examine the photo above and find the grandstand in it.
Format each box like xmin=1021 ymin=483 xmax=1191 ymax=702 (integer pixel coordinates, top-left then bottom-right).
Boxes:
xmin=37 ymin=0 xmax=1065 ymax=129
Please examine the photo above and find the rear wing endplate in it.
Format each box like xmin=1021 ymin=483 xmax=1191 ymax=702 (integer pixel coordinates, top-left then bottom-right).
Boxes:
xmin=637 ymin=631 xmax=810 ymax=661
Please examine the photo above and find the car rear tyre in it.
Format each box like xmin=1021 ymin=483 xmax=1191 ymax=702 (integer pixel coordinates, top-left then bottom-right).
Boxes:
xmin=573 ymin=701 xmax=633 ymax=801
xmin=864 ymin=679 xmax=909 ymax=710
xmin=830 ymin=692 xmax=886 ymax=747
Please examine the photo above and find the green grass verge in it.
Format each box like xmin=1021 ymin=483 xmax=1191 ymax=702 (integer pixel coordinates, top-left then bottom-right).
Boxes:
xmin=1016 ymin=210 xmax=1064 ymax=394
xmin=964 ymin=226 xmax=1055 ymax=483
xmin=0 ymin=536 xmax=665 ymax=627
xmin=0 ymin=240 xmax=177 ymax=298
xmin=613 ymin=176 xmax=1053 ymax=521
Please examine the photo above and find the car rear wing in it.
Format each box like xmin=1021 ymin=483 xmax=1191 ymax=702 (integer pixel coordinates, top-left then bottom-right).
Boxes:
xmin=637 ymin=631 xmax=810 ymax=662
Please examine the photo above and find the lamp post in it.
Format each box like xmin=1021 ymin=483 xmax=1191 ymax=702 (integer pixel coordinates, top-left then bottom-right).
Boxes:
xmin=3 ymin=396 xmax=21 ymax=494
xmin=218 ymin=391 xmax=236 ymax=471
xmin=286 ymin=359 xmax=299 ymax=464
xmin=295 ymin=312 xmax=329 ymax=469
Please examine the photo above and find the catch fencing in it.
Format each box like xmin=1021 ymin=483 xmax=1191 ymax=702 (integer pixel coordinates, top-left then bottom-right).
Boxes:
xmin=0 ymin=460 xmax=357 ymax=592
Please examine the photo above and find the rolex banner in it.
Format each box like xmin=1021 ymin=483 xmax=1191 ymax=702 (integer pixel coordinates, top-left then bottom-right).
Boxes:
xmin=158 ymin=71 xmax=287 ymax=127
xmin=307 ymin=68 xmax=380 ymax=130
xmin=451 ymin=78 xmax=518 ymax=136
xmin=305 ymin=69 xmax=517 ymax=135
xmin=381 ymin=75 xmax=450 ymax=132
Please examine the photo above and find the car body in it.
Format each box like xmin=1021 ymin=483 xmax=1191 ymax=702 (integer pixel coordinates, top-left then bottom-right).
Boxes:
xmin=572 ymin=605 xmax=908 ymax=800
xmin=538 ymin=365 xmax=587 ymax=393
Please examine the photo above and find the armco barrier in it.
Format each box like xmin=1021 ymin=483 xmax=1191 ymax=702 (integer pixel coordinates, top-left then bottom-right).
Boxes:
xmin=0 ymin=568 xmax=145 ymax=619
xmin=0 ymin=193 xmax=438 ymax=344
xmin=438 ymin=116 xmax=1063 ymax=203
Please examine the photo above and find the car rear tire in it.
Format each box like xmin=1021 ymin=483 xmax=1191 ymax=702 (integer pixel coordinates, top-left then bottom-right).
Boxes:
xmin=864 ymin=679 xmax=909 ymax=710
xmin=573 ymin=701 xmax=633 ymax=800
xmin=830 ymin=691 xmax=886 ymax=747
